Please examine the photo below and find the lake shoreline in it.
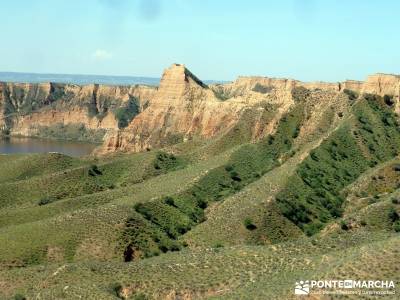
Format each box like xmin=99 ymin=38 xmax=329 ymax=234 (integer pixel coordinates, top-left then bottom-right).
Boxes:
xmin=0 ymin=134 xmax=102 ymax=145
xmin=0 ymin=136 xmax=98 ymax=157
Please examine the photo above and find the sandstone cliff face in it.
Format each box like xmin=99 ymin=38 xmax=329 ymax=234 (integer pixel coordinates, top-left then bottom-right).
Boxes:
xmin=100 ymin=64 xmax=294 ymax=153
xmin=2 ymin=65 xmax=399 ymax=154
xmin=0 ymin=81 xmax=156 ymax=139
xmin=362 ymin=74 xmax=400 ymax=97
xmin=98 ymin=67 xmax=400 ymax=154
xmin=215 ymin=76 xmax=339 ymax=97
xmin=341 ymin=74 xmax=400 ymax=112
xmin=214 ymin=73 xmax=400 ymax=98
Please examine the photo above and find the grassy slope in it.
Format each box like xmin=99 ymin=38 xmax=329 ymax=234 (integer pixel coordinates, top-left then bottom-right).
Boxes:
xmin=0 ymin=89 xmax=399 ymax=299
xmin=0 ymin=147 xmax=232 ymax=268
xmin=276 ymin=94 xmax=400 ymax=235
xmin=0 ymin=153 xmax=78 ymax=184
xmin=115 ymin=102 xmax=310 ymax=258
xmin=0 ymin=231 xmax=397 ymax=299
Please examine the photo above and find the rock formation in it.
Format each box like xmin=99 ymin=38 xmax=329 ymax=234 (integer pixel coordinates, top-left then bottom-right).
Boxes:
xmin=100 ymin=66 xmax=400 ymax=154
xmin=1 ymin=64 xmax=399 ymax=153
xmin=0 ymin=81 xmax=156 ymax=141
xmin=99 ymin=64 xmax=293 ymax=153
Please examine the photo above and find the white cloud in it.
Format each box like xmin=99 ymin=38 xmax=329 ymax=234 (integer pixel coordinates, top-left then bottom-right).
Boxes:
xmin=92 ymin=49 xmax=113 ymax=61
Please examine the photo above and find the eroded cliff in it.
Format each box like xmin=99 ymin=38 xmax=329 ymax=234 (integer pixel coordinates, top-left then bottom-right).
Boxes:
xmin=0 ymin=82 xmax=156 ymax=142
xmin=1 ymin=65 xmax=399 ymax=153
xmin=101 ymin=66 xmax=400 ymax=154
xmin=100 ymin=64 xmax=295 ymax=153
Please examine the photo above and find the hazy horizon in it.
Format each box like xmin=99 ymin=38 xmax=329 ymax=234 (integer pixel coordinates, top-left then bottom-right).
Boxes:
xmin=1 ymin=68 xmax=398 ymax=87
xmin=0 ymin=70 xmax=229 ymax=85
xmin=0 ymin=71 xmax=160 ymax=86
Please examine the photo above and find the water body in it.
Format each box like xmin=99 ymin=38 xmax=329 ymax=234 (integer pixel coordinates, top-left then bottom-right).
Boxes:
xmin=0 ymin=72 xmax=160 ymax=86
xmin=0 ymin=72 xmax=226 ymax=86
xmin=0 ymin=137 xmax=97 ymax=157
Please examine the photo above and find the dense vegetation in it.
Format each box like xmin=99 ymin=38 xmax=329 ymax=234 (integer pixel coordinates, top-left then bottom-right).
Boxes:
xmin=120 ymin=99 xmax=308 ymax=258
xmin=34 ymin=123 xmax=106 ymax=143
xmin=252 ymin=83 xmax=272 ymax=94
xmin=114 ymin=97 xmax=140 ymax=128
xmin=276 ymin=94 xmax=400 ymax=235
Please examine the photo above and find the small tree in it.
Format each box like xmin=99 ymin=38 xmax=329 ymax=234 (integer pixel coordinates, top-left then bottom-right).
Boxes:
xmin=384 ymin=94 xmax=395 ymax=106
xmin=393 ymin=221 xmax=400 ymax=232
xmin=38 ymin=197 xmax=54 ymax=206
xmin=88 ymin=164 xmax=102 ymax=176
xmin=243 ymin=218 xmax=257 ymax=230
xmin=110 ymin=282 xmax=124 ymax=299
xmin=164 ymin=196 xmax=176 ymax=207
xmin=343 ymin=89 xmax=358 ymax=101
xmin=388 ymin=207 xmax=399 ymax=223
xmin=14 ymin=294 xmax=26 ymax=300
xmin=340 ymin=220 xmax=349 ymax=231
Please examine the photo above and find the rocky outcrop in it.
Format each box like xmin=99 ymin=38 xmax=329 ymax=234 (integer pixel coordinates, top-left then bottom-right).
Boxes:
xmin=96 ymin=67 xmax=400 ymax=154
xmin=341 ymin=74 xmax=400 ymax=112
xmin=0 ymin=81 xmax=156 ymax=139
xmin=213 ymin=73 xmax=400 ymax=98
xmin=341 ymin=80 xmax=364 ymax=93
xmin=214 ymin=76 xmax=339 ymax=98
xmin=99 ymin=64 xmax=293 ymax=153
xmin=2 ymin=64 xmax=399 ymax=154
xmin=361 ymin=74 xmax=400 ymax=97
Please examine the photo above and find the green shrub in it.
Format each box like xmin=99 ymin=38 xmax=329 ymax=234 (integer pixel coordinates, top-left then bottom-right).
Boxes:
xmin=164 ymin=196 xmax=177 ymax=207
xmin=304 ymin=222 xmax=323 ymax=236
xmin=120 ymin=213 xmax=181 ymax=260
xmin=38 ymin=196 xmax=55 ymax=206
xmin=340 ymin=220 xmax=349 ymax=231
xmin=276 ymin=94 xmax=400 ymax=234
xmin=87 ymin=102 xmax=99 ymax=118
xmin=114 ymin=97 xmax=140 ymax=128
xmin=110 ymin=282 xmax=124 ymax=299
xmin=393 ymin=221 xmax=400 ymax=232
xmin=393 ymin=164 xmax=400 ymax=172
xmin=13 ymin=294 xmax=26 ymax=300
xmin=120 ymin=105 xmax=307 ymax=257
xmin=133 ymin=293 xmax=149 ymax=300
xmin=213 ymin=88 xmax=231 ymax=100
xmin=88 ymin=164 xmax=102 ymax=176
xmin=343 ymin=89 xmax=358 ymax=101
xmin=252 ymin=83 xmax=272 ymax=94
xmin=384 ymin=94 xmax=395 ymax=106
xmin=145 ymin=152 xmax=186 ymax=178
xmin=34 ymin=123 xmax=106 ymax=143
xmin=388 ymin=207 xmax=399 ymax=222
xmin=134 ymin=201 xmax=192 ymax=239
xmin=291 ymin=86 xmax=310 ymax=102
xmin=243 ymin=218 xmax=257 ymax=230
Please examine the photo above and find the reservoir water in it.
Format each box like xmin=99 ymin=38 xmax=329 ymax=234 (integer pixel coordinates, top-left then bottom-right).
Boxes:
xmin=0 ymin=137 xmax=97 ymax=157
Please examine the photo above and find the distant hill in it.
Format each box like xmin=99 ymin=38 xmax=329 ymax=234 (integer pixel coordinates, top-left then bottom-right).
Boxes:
xmin=0 ymin=71 xmax=161 ymax=86
xmin=0 ymin=71 xmax=225 ymax=86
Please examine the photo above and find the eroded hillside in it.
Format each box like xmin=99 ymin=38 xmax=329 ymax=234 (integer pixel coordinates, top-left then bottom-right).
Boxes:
xmin=0 ymin=66 xmax=399 ymax=299
xmin=1 ymin=64 xmax=399 ymax=151
xmin=0 ymin=82 xmax=156 ymax=142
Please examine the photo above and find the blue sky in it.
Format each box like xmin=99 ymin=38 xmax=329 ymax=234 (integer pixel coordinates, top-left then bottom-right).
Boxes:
xmin=1 ymin=0 xmax=399 ymax=81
